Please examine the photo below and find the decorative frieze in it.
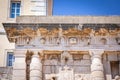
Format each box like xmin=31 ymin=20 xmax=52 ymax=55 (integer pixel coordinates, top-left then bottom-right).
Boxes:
xmin=4 ymin=26 xmax=120 ymax=50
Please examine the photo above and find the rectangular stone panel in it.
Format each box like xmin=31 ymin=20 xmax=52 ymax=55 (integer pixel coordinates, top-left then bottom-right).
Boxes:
xmin=43 ymin=66 xmax=51 ymax=74
xmin=15 ymin=58 xmax=25 ymax=63
xmin=108 ymin=53 xmax=118 ymax=61
xmin=44 ymin=60 xmax=51 ymax=65
xmin=13 ymin=76 xmax=26 ymax=80
xmin=44 ymin=60 xmax=59 ymax=65
xmin=13 ymin=70 xmax=26 ymax=77
xmin=66 ymin=60 xmax=74 ymax=65
xmin=74 ymin=60 xmax=91 ymax=65
xmin=106 ymin=75 xmax=112 ymax=80
xmin=83 ymin=54 xmax=90 ymax=60
xmin=103 ymin=60 xmax=111 ymax=74
xmin=55 ymin=66 xmax=60 ymax=73
xmin=74 ymin=66 xmax=91 ymax=74
xmin=13 ymin=63 xmax=26 ymax=69
xmin=80 ymin=60 xmax=91 ymax=65
xmin=74 ymin=60 xmax=81 ymax=65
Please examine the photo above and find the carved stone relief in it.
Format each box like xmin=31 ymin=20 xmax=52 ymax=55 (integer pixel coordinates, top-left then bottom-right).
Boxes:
xmin=69 ymin=37 xmax=77 ymax=44
xmin=61 ymin=51 xmax=73 ymax=65
xmin=58 ymin=66 xmax=74 ymax=80
xmin=100 ymin=38 xmax=107 ymax=45
xmin=75 ymin=74 xmax=89 ymax=80
xmin=40 ymin=38 xmax=46 ymax=44
xmin=116 ymin=37 xmax=120 ymax=45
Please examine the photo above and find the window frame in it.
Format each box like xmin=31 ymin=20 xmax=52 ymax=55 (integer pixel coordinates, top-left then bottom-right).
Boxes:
xmin=7 ymin=52 xmax=14 ymax=67
xmin=10 ymin=1 xmax=21 ymax=18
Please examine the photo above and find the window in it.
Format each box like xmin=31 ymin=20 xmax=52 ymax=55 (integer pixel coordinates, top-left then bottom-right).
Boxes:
xmin=7 ymin=52 xmax=14 ymax=66
xmin=10 ymin=2 xmax=21 ymax=18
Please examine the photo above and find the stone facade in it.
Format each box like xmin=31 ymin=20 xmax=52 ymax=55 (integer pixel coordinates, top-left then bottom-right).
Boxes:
xmin=3 ymin=16 xmax=120 ymax=80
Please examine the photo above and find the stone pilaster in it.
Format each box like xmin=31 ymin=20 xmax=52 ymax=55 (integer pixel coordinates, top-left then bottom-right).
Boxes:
xmin=12 ymin=50 xmax=26 ymax=80
xmin=30 ymin=51 xmax=42 ymax=80
xmin=89 ymin=49 xmax=104 ymax=80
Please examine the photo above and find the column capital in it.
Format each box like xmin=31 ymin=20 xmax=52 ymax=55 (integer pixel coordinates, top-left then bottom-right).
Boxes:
xmin=89 ymin=49 xmax=104 ymax=56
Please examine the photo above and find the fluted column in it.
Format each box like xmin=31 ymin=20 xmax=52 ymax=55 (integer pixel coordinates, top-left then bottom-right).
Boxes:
xmin=89 ymin=49 xmax=104 ymax=80
xmin=12 ymin=50 xmax=26 ymax=80
xmin=30 ymin=51 xmax=42 ymax=80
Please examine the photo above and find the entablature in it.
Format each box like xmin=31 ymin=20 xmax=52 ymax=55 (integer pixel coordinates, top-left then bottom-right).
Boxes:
xmin=3 ymin=23 xmax=120 ymax=50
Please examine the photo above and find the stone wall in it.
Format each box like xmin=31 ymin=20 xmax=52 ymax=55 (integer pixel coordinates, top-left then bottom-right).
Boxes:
xmin=43 ymin=53 xmax=91 ymax=80
xmin=0 ymin=67 xmax=12 ymax=80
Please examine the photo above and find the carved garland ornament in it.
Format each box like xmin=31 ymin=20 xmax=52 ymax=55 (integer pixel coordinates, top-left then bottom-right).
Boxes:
xmin=5 ymin=27 xmax=120 ymax=43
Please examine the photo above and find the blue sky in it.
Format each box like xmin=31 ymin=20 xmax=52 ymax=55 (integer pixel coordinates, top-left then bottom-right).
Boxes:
xmin=53 ymin=0 xmax=120 ymax=16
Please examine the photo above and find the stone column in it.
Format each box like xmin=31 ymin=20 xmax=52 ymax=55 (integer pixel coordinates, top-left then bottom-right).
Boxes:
xmin=30 ymin=51 xmax=42 ymax=80
xmin=89 ymin=49 xmax=105 ymax=80
xmin=12 ymin=50 xmax=26 ymax=80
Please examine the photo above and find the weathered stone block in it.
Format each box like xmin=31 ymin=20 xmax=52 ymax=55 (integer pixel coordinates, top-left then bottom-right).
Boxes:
xmin=91 ymin=64 xmax=103 ymax=71
xmin=74 ymin=66 xmax=90 ymax=73
xmin=30 ymin=63 xmax=42 ymax=70
xmin=13 ymin=63 xmax=26 ymax=69
xmin=83 ymin=54 xmax=90 ymax=59
xmin=13 ymin=70 xmax=26 ymax=76
xmin=108 ymin=53 xmax=118 ymax=61
xmin=66 ymin=60 xmax=74 ymax=65
xmin=44 ymin=66 xmax=51 ymax=74
xmin=15 ymin=58 xmax=25 ymax=63
xmin=106 ymin=75 xmax=112 ymax=80
xmin=30 ymin=77 xmax=42 ymax=80
xmin=12 ymin=76 xmax=26 ymax=80
xmin=74 ymin=61 xmax=81 ymax=65
xmin=91 ymin=71 xmax=104 ymax=78
xmin=80 ymin=60 xmax=91 ymax=65
xmin=30 ymin=70 xmax=42 ymax=77
xmin=44 ymin=60 xmax=51 ymax=65
xmin=75 ymin=74 xmax=90 ymax=80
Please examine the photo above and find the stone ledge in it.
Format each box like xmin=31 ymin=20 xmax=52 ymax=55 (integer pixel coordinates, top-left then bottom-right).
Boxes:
xmin=16 ymin=16 xmax=120 ymax=24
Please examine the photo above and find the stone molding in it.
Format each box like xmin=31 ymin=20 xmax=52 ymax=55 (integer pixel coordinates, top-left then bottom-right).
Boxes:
xmin=16 ymin=16 xmax=120 ymax=23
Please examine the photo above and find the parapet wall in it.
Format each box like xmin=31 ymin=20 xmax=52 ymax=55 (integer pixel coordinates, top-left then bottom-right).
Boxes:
xmin=16 ymin=16 xmax=120 ymax=24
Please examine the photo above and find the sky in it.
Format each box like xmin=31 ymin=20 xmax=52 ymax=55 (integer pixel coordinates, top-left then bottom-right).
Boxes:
xmin=53 ymin=0 xmax=120 ymax=16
